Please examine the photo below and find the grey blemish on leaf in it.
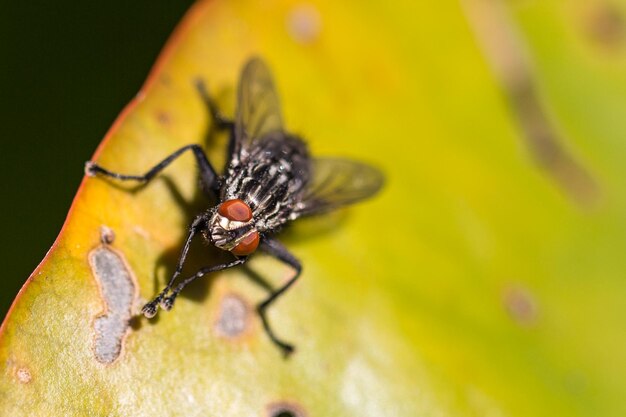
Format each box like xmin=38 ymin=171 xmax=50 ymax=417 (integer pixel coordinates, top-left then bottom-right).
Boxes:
xmin=89 ymin=236 xmax=136 ymax=364
xmin=214 ymin=293 xmax=250 ymax=338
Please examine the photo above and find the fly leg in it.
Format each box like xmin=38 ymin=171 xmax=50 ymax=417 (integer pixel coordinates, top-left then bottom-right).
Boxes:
xmin=85 ymin=143 xmax=220 ymax=196
xmin=160 ymin=257 xmax=247 ymax=309
xmin=195 ymin=79 xmax=238 ymax=163
xmin=194 ymin=79 xmax=234 ymax=130
xmin=258 ymin=238 xmax=302 ymax=357
xmin=141 ymin=214 xmax=207 ymax=318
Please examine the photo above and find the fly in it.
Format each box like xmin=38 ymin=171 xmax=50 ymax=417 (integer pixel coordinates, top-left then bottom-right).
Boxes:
xmin=85 ymin=57 xmax=384 ymax=356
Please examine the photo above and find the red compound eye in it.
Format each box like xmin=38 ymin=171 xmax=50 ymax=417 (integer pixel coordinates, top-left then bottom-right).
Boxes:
xmin=231 ymin=231 xmax=260 ymax=256
xmin=218 ymin=199 xmax=252 ymax=222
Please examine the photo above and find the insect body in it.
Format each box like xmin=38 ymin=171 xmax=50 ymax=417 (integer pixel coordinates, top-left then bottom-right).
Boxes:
xmin=210 ymin=133 xmax=310 ymax=254
xmin=85 ymin=58 xmax=383 ymax=356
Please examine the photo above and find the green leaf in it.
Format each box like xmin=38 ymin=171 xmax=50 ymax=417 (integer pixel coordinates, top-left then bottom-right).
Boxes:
xmin=2 ymin=1 xmax=625 ymax=416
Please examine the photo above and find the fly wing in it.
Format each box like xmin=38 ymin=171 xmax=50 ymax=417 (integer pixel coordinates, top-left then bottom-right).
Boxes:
xmin=233 ymin=57 xmax=284 ymax=158
xmin=295 ymin=157 xmax=384 ymax=217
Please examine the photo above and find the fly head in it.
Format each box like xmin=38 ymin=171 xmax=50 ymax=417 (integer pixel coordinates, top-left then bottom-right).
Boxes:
xmin=204 ymin=199 xmax=260 ymax=256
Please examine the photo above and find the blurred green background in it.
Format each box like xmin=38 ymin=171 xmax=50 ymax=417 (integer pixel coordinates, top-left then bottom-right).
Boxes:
xmin=0 ymin=1 xmax=194 ymax=318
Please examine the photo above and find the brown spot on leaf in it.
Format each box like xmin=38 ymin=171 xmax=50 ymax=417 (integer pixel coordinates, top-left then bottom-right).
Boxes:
xmin=157 ymin=111 xmax=172 ymax=126
xmin=586 ymin=3 xmax=626 ymax=49
xmin=503 ymin=284 xmax=538 ymax=327
xmin=100 ymin=225 xmax=115 ymax=244
xmin=462 ymin=0 xmax=602 ymax=208
xmin=267 ymin=401 xmax=307 ymax=417
xmin=214 ymin=293 xmax=251 ymax=339
xmin=509 ymin=80 xmax=601 ymax=207
xmin=160 ymin=74 xmax=172 ymax=86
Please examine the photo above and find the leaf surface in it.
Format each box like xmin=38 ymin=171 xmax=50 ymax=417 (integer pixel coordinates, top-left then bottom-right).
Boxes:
xmin=2 ymin=0 xmax=626 ymax=416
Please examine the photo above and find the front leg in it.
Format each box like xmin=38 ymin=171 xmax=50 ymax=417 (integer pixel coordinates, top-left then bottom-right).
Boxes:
xmin=85 ymin=144 xmax=220 ymax=197
xmin=161 ymin=257 xmax=248 ymax=310
xmin=258 ymin=238 xmax=302 ymax=357
xmin=141 ymin=214 xmax=207 ymax=318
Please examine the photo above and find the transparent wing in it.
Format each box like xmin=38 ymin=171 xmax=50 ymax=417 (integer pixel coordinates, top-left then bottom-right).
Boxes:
xmin=233 ymin=57 xmax=284 ymax=157
xmin=296 ymin=158 xmax=385 ymax=217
